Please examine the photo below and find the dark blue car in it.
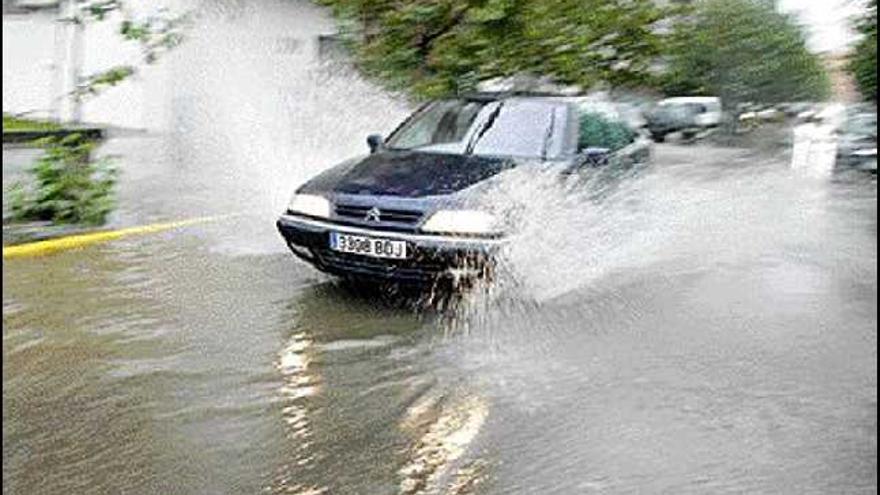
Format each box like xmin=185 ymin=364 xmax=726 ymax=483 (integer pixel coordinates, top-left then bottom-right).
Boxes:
xmin=277 ymin=92 xmax=650 ymax=284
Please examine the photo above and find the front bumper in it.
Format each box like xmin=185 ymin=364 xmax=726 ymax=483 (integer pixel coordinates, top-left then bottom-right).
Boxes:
xmin=276 ymin=214 xmax=503 ymax=283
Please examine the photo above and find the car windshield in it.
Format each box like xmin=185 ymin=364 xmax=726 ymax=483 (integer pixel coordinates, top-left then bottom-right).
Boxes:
xmin=385 ymin=99 xmax=566 ymax=159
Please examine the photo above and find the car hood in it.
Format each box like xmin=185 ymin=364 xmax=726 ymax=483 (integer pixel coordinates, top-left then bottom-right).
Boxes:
xmin=297 ymin=150 xmax=517 ymax=198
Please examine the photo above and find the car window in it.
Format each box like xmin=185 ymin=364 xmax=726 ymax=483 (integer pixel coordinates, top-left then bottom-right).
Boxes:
xmin=386 ymin=100 xmax=486 ymax=150
xmin=386 ymin=99 xmax=567 ymax=159
xmin=469 ymin=101 xmax=566 ymax=159
xmin=654 ymin=103 xmax=690 ymax=120
xmin=577 ymin=111 xmax=635 ymax=152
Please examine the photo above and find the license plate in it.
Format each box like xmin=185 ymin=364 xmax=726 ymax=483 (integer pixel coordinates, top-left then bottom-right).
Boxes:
xmin=329 ymin=232 xmax=407 ymax=259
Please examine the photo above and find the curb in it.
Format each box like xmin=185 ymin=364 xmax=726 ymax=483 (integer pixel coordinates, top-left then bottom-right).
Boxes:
xmin=2 ymin=221 xmax=105 ymax=247
xmin=3 ymin=215 xmax=232 ymax=259
xmin=2 ymin=127 xmax=105 ymax=144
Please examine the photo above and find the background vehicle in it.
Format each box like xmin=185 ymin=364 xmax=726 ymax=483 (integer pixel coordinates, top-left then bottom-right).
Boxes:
xmin=277 ymin=92 xmax=651 ymax=285
xmin=645 ymin=96 xmax=723 ymax=142
xmin=835 ymin=109 xmax=877 ymax=173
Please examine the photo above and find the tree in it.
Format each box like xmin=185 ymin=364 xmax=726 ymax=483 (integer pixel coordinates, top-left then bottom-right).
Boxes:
xmin=848 ymin=0 xmax=877 ymax=102
xmin=661 ymin=0 xmax=830 ymax=108
xmin=319 ymin=0 xmax=670 ymax=98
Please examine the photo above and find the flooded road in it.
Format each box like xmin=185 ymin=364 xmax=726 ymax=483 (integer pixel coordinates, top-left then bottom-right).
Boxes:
xmin=3 ymin=1 xmax=877 ymax=494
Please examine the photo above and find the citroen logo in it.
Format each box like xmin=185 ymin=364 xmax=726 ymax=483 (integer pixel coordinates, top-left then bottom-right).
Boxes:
xmin=365 ymin=207 xmax=381 ymax=222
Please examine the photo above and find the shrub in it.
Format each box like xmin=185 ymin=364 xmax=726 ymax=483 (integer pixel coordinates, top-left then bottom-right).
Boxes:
xmin=9 ymin=134 xmax=117 ymax=226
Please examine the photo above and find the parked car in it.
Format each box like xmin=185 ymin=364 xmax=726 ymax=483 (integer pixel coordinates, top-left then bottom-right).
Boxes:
xmin=779 ymin=101 xmax=817 ymax=118
xmin=276 ymin=92 xmax=651 ymax=285
xmin=645 ymin=96 xmax=723 ymax=142
xmin=835 ymin=110 xmax=877 ymax=173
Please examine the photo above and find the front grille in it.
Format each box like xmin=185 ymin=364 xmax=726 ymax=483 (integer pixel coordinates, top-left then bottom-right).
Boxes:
xmin=313 ymin=248 xmax=447 ymax=281
xmin=334 ymin=203 xmax=423 ymax=226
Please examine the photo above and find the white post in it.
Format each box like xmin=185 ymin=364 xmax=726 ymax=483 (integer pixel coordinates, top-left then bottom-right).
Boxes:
xmin=56 ymin=0 xmax=84 ymax=124
xmin=50 ymin=5 xmax=66 ymax=122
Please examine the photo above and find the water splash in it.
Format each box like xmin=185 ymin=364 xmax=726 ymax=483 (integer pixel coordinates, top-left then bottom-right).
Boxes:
xmin=446 ymin=145 xmax=875 ymax=342
xmin=159 ymin=1 xmax=410 ymax=218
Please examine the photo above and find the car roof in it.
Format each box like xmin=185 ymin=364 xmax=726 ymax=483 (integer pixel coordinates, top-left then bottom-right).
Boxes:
xmin=660 ymin=96 xmax=721 ymax=104
xmin=454 ymin=92 xmax=632 ymax=122
xmin=458 ymin=91 xmax=583 ymax=102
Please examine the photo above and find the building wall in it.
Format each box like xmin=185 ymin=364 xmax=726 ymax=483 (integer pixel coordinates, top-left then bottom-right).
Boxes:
xmin=3 ymin=6 xmax=167 ymax=130
xmin=2 ymin=10 xmax=58 ymax=119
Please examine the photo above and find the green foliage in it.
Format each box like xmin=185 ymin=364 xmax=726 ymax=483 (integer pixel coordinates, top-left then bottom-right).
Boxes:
xmin=75 ymin=66 xmax=135 ymax=97
xmin=82 ymin=0 xmax=121 ymax=20
xmin=3 ymin=114 xmax=61 ymax=132
xmin=319 ymin=0 xmax=669 ymax=98
xmin=9 ymin=134 xmax=117 ymax=226
xmin=118 ymin=12 xmax=189 ymax=63
xmin=661 ymin=0 xmax=830 ymax=106
xmin=849 ymin=0 xmax=877 ymax=102
xmin=578 ymin=112 xmax=634 ymax=152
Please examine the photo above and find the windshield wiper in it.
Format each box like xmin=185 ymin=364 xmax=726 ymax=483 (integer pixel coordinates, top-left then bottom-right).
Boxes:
xmin=465 ymin=102 xmax=504 ymax=155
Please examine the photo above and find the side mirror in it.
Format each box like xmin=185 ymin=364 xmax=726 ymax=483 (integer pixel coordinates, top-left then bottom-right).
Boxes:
xmin=577 ymin=147 xmax=611 ymax=167
xmin=366 ymin=134 xmax=384 ymax=154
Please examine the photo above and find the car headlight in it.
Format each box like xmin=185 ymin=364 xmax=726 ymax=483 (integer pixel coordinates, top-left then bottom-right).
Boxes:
xmin=421 ymin=210 xmax=499 ymax=235
xmin=288 ymin=194 xmax=330 ymax=218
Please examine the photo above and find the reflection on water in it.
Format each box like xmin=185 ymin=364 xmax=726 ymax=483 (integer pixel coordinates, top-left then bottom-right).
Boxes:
xmin=398 ymin=395 xmax=490 ymax=495
xmin=274 ymin=330 xmax=319 ymax=494
xmin=266 ymin=283 xmax=492 ymax=495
